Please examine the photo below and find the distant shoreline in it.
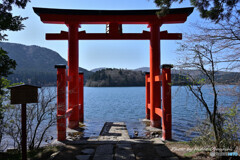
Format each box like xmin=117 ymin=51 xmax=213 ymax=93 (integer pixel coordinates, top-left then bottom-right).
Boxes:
xmin=43 ymin=83 xmax=239 ymax=88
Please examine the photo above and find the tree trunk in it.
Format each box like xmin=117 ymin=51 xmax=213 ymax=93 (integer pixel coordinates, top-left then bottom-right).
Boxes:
xmin=212 ymin=116 xmax=220 ymax=148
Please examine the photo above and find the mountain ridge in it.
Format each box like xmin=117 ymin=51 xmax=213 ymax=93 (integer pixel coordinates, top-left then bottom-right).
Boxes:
xmin=0 ymin=42 xmax=92 ymax=86
xmin=1 ymin=42 xmax=239 ymax=86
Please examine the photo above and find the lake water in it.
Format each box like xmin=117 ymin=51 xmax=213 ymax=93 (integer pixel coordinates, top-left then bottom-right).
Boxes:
xmin=3 ymin=85 xmax=239 ymax=149
xmin=70 ymin=86 xmax=239 ymax=141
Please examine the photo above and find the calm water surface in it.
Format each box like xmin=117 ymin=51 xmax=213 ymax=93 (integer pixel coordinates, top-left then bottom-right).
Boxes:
xmin=9 ymin=86 xmax=237 ymax=142
xmin=80 ymin=86 xmax=239 ymax=141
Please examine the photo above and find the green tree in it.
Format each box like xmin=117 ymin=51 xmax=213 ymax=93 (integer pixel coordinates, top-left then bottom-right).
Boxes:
xmin=0 ymin=0 xmax=31 ymax=91
xmin=0 ymin=48 xmax=16 ymax=78
xmin=0 ymin=0 xmax=30 ymax=40
xmin=154 ymin=0 xmax=240 ymax=22
xmin=0 ymin=0 xmax=30 ymax=148
xmin=0 ymin=47 xmax=16 ymax=150
xmin=0 ymin=78 xmax=11 ymax=149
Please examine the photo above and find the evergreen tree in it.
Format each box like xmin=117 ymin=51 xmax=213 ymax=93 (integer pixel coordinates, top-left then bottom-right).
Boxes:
xmin=0 ymin=0 xmax=30 ymax=146
xmin=154 ymin=0 xmax=240 ymax=22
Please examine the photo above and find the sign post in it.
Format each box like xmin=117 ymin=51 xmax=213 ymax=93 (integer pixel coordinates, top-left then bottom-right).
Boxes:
xmin=8 ymin=84 xmax=40 ymax=160
xmin=21 ymin=103 xmax=27 ymax=160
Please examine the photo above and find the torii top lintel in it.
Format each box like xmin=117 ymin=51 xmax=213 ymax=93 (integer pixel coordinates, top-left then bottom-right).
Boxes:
xmin=33 ymin=7 xmax=193 ymax=25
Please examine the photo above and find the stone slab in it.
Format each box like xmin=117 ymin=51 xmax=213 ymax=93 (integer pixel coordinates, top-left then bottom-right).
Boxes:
xmin=93 ymin=155 xmax=113 ymax=160
xmin=151 ymin=138 xmax=164 ymax=144
xmin=95 ymin=144 xmax=113 ymax=155
xmin=117 ymin=144 xmax=132 ymax=150
xmin=115 ymin=149 xmax=135 ymax=160
xmin=98 ymin=122 xmax=130 ymax=141
xmin=75 ymin=155 xmax=91 ymax=160
xmin=81 ymin=148 xmax=95 ymax=155
xmin=115 ymin=143 xmax=135 ymax=160
xmin=154 ymin=145 xmax=175 ymax=157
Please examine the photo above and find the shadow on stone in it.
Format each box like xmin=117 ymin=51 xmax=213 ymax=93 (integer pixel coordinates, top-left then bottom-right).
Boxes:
xmin=49 ymin=122 xmax=193 ymax=160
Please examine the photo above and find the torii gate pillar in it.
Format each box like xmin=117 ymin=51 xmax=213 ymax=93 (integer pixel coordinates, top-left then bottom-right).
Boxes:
xmin=68 ymin=23 xmax=79 ymax=129
xmin=149 ymin=22 xmax=161 ymax=128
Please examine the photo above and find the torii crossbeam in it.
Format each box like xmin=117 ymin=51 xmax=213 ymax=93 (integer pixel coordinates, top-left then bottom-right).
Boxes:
xmin=34 ymin=7 xmax=193 ymax=141
xmin=46 ymin=30 xmax=182 ymax=40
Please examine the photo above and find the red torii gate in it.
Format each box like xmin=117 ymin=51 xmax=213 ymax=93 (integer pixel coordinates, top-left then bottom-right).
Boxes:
xmin=34 ymin=7 xmax=193 ymax=141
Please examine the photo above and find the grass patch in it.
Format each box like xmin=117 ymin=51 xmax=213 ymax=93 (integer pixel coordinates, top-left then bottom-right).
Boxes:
xmin=183 ymin=150 xmax=201 ymax=157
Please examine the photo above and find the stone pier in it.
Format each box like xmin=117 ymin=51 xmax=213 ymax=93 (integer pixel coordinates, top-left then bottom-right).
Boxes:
xmin=51 ymin=122 xmax=179 ymax=160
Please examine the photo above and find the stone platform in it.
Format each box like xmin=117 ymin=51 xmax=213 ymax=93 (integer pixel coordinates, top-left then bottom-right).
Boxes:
xmin=51 ymin=122 xmax=179 ymax=160
xmin=98 ymin=122 xmax=130 ymax=141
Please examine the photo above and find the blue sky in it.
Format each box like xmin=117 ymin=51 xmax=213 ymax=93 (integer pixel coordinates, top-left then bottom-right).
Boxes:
xmin=5 ymin=0 xmax=203 ymax=71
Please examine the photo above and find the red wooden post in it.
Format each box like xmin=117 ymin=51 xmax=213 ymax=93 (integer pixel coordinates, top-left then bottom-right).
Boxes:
xmin=149 ymin=22 xmax=161 ymax=128
xmin=162 ymin=64 xmax=173 ymax=140
xmin=55 ymin=64 xmax=66 ymax=141
xmin=79 ymin=72 xmax=84 ymax=123
xmin=145 ymin=72 xmax=150 ymax=119
xmin=68 ymin=23 xmax=79 ymax=129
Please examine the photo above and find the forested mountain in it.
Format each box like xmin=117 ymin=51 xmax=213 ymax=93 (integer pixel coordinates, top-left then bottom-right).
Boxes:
xmin=135 ymin=67 xmax=240 ymax=85
xmin=86 ymin=68 xmax=145 ymax=87
xmin=0 ymin=42 xmax=92 ymax=86
xmin=86 ymin=68 xmax=240 ymax=87
xmin=85 ymin=68 xmax=193 ymax=87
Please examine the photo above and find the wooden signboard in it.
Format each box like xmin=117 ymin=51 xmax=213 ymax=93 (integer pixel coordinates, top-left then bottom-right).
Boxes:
xmin=9 ymin=84 xmax=40 ymax=104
